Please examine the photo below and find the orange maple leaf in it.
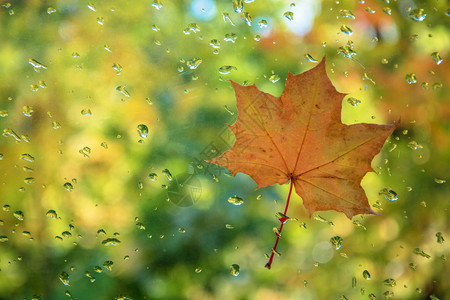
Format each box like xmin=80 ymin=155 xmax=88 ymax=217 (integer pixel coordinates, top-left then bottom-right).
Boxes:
xmin=207 ymin=58 xmax=398 ymax=268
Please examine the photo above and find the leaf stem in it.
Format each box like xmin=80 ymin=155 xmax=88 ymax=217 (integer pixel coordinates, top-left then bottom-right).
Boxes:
xmin=265 ymin=179 xmax=294 ymax=269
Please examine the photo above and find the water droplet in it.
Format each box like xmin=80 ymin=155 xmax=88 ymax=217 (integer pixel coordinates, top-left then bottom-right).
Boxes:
xmin=283 ymin=11 xmax=294 ymax=21
xmin=64 ymin=182 xmax=74 ymax=192
xmin=382 ymin=7 xmax=392 ymax=15
xmin=409 ymin=262 xmax=416 ymax=270
xmin=24 ymin=177 xmax=35 ymax=184
xmin=96 ymin=17 xmax=104 ymax=25
xmin=152 ymin=24 xmax=160 ymax=32
xmin=102 ymin=238 xmax=121 ymax=246
xmin=313 ymin=214 xmax=334 ymax=226
xmin=232 ymin=0 xmax=243 ymax=13
xmin=258 ymin=19 xmax=268 ymax=28
xmin=136 ymin=124 xmax=149 ymax=139
xmin=3 ymin=205 xmax=10 ymax=211
xmin=363 ymin=73 xmax=376 ymax=85
xmin=47 ymin=7 xmax=56 ymax=14
xmin=116 ymin=85 xmax=130 ymax=97
xmin=3 ymin=128 xmax=21 ymax=142
xmin=304 ymin=53 xmax=318 ymax=63
xmin=183 ymin=23 xmax=200 ymax=35
xmin=13 ymin=210 xmax=24 ymax=221
xmin=241 ymin=12 xmax=252 ymax=26
xmin=112 ymin=63 xmax=123 ymax=75
xmin=210 ymin=39 xmax=220 ymax=49
xmin=330 ymin=236 xmax=343 ymax=250
xmin=22 ymin=106 xmax=34 ymax=117
xmin=430 ymin=52 xmax=442 ymax=65
xmin=269 ymin=74 xmax=280 ymax=83
xmin=218 ymin=65 xmax=237 ymax=75
xmin=224 ymin=33 xmax=237 ymax=43
xmin=104 ymin=44 xmax=112 ymax=52
xmin=228 ymin=195 xmax=244 ymax=205
xmin=413 ymin=248 xmax=431 ymax=258
xmin=186 ymin=58 xmax=202 ymax=69
xmin=352 ymin=277 xmax=357 ymax=288
xmin=178 ymin=227 xmax=186 ymax=233
xmin=20 ymin=153 xmax=35 ymax=162
xmin=434 ymin=178 xmax=445 ymax=184
xmin=365 ymin=7 xmax=375 ymax=13
xmin=275 ymin=212 xmax=290 ymax=224
xmin=230 ymin=264 xmax=240 ymax=276
xmin=0 ymin=110 xmax=8 ymax=117
xmin=147 ymin=173 xmax=158 ymax=182
xmin=347 ymin=97 xmax=361 ymax=107
xmin=225 ymin=224 xmax=234 ymax=229
xmin=340 ymin=25 xmax=353 ymax=35
xmin=28 ymin=58 xmax=47 ymax=71
xmin=103 ymin=260 xmax=114 ymax=270
xmin=383 ymin=278 xmax=396 ymax=287
xmin=52 ymin=121 xmax=61 ymax=129
xmin=222 ymin=13 xmax=235 ymax=26
xmin=46 ymin=210 xmax=58 ymax=219
xmin=87 ymin=2 xmax=96 ymax=11
xmin=0 ymin=236 xmax=8 ymax=242
xmin=59 ymin=272 xmax=70 ymax=286
xmin=160 ymin=169 xmax=172 ymax=181
xmin=79 ymin=146 xmax=91 ymax=157
xmin=195 ymin=267 xmax=202 ymax=273
xmin=432 ymin=82 xmax=443 ymax=89
xmin=408 ymin=141 xmax=423 ymax=150
xmin=379 ymin=188 xmax=398 ymax=201
xmin=340 ymin=9 xmax=355 ymax=19
xmin=363 ymin=270 xmax=371 ymax=280
xmin=152 ymin=0 xmax=162 ymax=10
xmin=409 ymin=9 xmax=426 ymax=22
xmin=435 ymin=232 xmax=444 ymax=244
xmin=405 ymin=73 xmax=417 ymax=84
xmin=62 ymin=231 xmax=72 ymax=238
xmin=338 ymin=45 xmax=357 ymax=58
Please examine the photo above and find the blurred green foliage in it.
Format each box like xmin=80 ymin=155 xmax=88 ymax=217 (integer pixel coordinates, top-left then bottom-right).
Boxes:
xmin=0 ymin=0 xmax=448 ymax=299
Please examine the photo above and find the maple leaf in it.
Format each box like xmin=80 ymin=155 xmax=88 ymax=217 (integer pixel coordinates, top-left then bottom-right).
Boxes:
xmin=207 ymin=58 xmax=398 ymax=268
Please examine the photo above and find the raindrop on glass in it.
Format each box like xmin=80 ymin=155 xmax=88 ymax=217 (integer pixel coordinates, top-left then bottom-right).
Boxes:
xmin=340 ymin=9 xmax=355 ymax=19
xmin=409 ymin=9 xmax=426 ymax=22
xmin=347 ymin=97 xmax=361 ymax=107
xmin=102 ymin=238 xmax=121 ymax=246
xmin=59 ymin=272 xmax=70 ymax=286
xmin=330 ymin=236 xmax=343 ymax=250
xmin=379 ymin=188 xmax=398 ymax=201
xmin=116 ymin=86 xmax=130 ymax=97
xmin=405 ymin=73 xmax=417 ymax=84
xmin=283 ymin=11 xmax=294 ymax=21
xmin=137 ymin=124 xmax=149 ymax=138
xmin=186 ymin=58 xmax=202 ymax=69
xmin=64 ymin=182 xmax=74 ymax=192
xmin=435 ymin=232 xmax=444 ymax=244
xmin=363 ymin=270 xmax=371 ymax=280
xmin=218 ymin=65 xmax=237 ymax=75
xmin=340 ymin=25 xmax=353 ymax=35
xmin=232 ymin=0 xmax=243 ymax=13
xmin=228 ymin=195 xmax=244 ymax=205
xmin=304 ymin=54 xmax=318 ymax=63
xmin=230 ymin=264 xmax=240 ymax=276
xmin=430 ymin=52 xmax=442 ymax=65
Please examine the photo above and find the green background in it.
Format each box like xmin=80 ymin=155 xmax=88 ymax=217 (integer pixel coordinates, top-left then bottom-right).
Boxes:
xmin=0 ymin=0 xmax=448 ymax=299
